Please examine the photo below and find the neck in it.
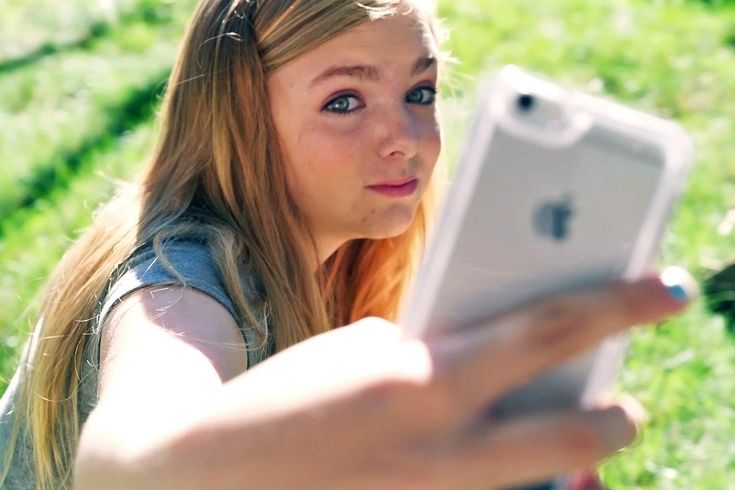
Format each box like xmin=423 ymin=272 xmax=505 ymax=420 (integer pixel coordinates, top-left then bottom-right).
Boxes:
xmin=306 ymin=234 xmax=348 ymax=271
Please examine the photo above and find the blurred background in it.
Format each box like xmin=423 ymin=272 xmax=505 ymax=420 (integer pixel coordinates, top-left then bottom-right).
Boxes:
xmin=1 ymin=0 xmax=734 ymax=487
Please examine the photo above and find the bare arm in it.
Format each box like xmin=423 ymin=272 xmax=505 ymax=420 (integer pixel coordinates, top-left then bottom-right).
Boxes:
xmin=74 ymin=274 xmax=691 ymax=490
xmin=75 ymin=286 xmax=247 ymax=487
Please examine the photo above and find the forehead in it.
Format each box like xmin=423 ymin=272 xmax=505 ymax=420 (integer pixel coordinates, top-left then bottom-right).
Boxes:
xmin=273 ymin=10 xmax=438 ymax=79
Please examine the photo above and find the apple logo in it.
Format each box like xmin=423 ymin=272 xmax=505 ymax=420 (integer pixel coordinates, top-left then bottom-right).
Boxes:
xmin=534 ymin=195 xmax=574 ymax=241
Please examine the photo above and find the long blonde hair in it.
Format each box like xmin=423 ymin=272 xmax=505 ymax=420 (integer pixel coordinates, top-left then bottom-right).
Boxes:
xmin=3 ymin=0 xmax=443 ymax=487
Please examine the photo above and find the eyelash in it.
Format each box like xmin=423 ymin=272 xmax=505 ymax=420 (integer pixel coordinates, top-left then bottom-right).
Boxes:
xmin=323 ymin=93 xmax=363 ymax=115
xmin=322 ymin=85 xmax=438 ymax=115
xmin=406 ymin=86 xmax=437 ymax=105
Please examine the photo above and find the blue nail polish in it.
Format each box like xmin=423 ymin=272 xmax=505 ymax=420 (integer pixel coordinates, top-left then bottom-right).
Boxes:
xmin=661 ymin=266 xmax=695 ymax=303
xmin=665 ymin=283 xmax=689 ymax=302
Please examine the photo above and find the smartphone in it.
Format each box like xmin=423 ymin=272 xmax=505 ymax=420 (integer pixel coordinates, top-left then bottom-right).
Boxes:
xmin=400 ymin=66 xmax=694 ymax=489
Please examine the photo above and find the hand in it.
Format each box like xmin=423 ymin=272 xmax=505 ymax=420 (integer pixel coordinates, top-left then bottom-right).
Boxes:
xmin=154 ymin=272 xmax=691 ymax=490
xmin=79 ymin=272 xmax=691 ymax=490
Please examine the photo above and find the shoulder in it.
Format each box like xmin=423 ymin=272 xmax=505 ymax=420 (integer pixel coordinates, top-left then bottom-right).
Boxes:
xmin=88 ymin=239 xmax=267 ymax=397
xmin=101 ymin=285 xmax=248 ymax=390
xmin=98 ymin=238 xmax=266 ymax=358
xmin=77 ymin=238 xmax=257 ymax=432
xmin=103 ymin=239 xmax=241 ymax=325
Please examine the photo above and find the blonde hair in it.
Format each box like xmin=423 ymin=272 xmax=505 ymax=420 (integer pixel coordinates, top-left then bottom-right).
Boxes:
xmin=2 ymin=0 xmax=444 ymax=487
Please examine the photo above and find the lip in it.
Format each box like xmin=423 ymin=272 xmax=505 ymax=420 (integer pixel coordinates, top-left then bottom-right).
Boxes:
xmin=366 ymin=178 xmax=419 ymax=198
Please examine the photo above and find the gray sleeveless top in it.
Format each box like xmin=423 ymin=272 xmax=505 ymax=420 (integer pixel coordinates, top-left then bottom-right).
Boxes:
xmin=0 ymin=240 xmax=273 ymax=488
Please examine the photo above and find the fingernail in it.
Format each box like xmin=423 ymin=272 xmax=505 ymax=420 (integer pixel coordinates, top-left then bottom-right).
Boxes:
xmin=595 ymin=405 xmax=637 ymax=452
xmin=660 ymin=266 xmax=698 ymax=303
xmin=597 ymin=393 xmax=648 ymax=427
xmin=592 ymin=396 xmax=647 ymax=454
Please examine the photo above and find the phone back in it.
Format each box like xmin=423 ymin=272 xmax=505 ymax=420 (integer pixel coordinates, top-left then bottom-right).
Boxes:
xmin=402 ymin=66 xmax=693 ymax=416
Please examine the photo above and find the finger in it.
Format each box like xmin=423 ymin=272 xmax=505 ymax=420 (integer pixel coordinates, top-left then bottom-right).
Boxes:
xmin=431 ymin=270 xmax=694 ymax=421
xmin=439 ymin=401 xmax=642 ymax=490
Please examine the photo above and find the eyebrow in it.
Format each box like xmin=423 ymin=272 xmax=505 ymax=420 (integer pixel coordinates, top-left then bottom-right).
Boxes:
xmin=310 ymin=56 xmax=437 ymax=87
xmin=412 ymin=56 xmax=437 ymax=75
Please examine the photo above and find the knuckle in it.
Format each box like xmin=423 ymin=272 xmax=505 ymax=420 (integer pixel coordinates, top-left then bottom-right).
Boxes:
xmin=612 ymin=283 xmax=650 ymax=323
xmin=560 ymin=406 xmax=639 ymax=461
xmin=402 ymin=373 xmax=458 ymax=432
xmin=359 ymin=374 xmax=454 ymax=434
xmin=407 ymin=371 xmax=464 ymax=437
xmin=557 ymin=424 xmax=607 ymax=458
xmin=523 ymin=297 xmax=590 ymax=352
xmin=517 ymin=282 xmax=651 ymax=359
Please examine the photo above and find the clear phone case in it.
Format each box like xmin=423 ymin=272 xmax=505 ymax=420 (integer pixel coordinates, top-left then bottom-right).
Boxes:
xmin=400 ymin=66 xmax=694 ymax=489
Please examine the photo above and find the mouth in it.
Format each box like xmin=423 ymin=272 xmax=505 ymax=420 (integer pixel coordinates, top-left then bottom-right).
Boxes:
xmin=365 ymin=178 xmax=419 ymax=198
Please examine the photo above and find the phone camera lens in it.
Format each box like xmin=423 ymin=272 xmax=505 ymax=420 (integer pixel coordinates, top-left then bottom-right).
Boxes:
xmin=516 ymin=93 xmax=535 ymax=112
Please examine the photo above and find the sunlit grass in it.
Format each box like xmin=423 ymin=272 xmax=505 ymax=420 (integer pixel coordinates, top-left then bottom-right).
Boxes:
xmin=0 ymin=122 xmax=157 ymax=385
xmin=439 ymin=0 xmax=735 ymax=487
xmin=0 ymin=0 xmax=195 ymax=383
xmin=0 ymin=0 xmax=186 ymax=63
xmin=0 ymin=0 xmax=733 ymax=487
xmin=0 ymin=12 xmax=188 ymax=218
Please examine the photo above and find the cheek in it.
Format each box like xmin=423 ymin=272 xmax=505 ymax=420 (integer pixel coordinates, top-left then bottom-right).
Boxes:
xmin=427 ymin=127 xmax=442 ymax=159
xmin=284 ymin=125 xmax=365 ymax=203
xmin=295 ymin=123 xmax=365 ymax=174
xmin=420 ymin=117 xmax=442 ymax=167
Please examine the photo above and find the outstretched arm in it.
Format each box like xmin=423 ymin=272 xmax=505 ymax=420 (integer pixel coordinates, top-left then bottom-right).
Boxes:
xmin=74 ymin=274 xmax=690 ymax=489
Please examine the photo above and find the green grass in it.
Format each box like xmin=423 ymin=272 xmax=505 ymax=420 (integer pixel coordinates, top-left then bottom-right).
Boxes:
xmin=438 ymin=0 xmax=735 ymax=487
xmin=0 ymin=0 xmax=185 ymax=65
xmin=0 ymin=0 xmax=196 ymax=379
xmin=0 ymin=9 xmax=189 ymax=220
xmin=1 ymin=0 xmax=734 ymax=488
xmin=0 ymin=121 xmax=158 ymax=384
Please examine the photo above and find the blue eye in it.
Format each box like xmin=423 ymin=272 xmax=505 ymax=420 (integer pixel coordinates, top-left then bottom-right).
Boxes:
xmin=323 ymin=94 xmax=362 ymax=114
xmin=406 ymin=86 xmax=437 ymax=105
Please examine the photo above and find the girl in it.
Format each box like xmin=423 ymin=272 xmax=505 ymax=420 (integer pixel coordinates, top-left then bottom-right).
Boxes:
xmin=0 ymin=0 xmax=692 ymax=488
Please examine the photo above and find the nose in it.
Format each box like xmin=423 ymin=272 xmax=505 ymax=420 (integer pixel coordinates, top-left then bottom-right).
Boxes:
xmin=376 ymin=104 xmax=421 ymax=161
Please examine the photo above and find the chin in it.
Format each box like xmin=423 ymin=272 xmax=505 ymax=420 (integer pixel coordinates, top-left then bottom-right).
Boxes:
xmin=360 ymin=206 xmax=417 ymax=240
